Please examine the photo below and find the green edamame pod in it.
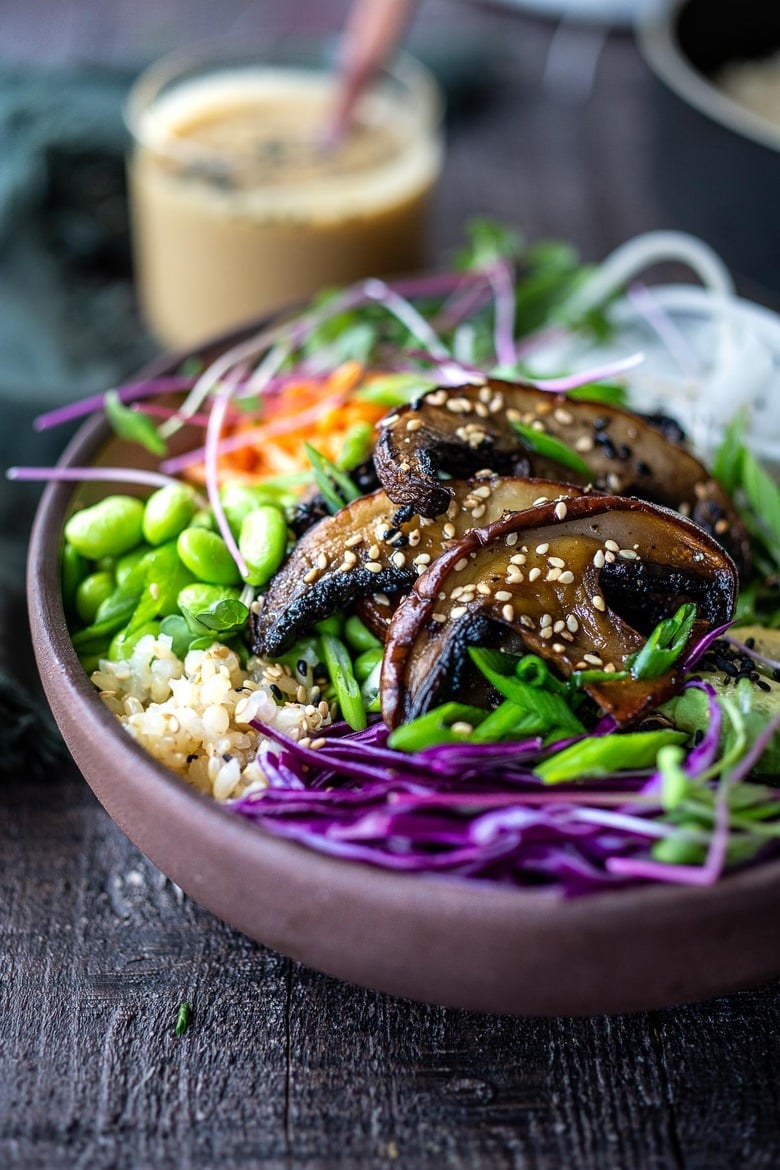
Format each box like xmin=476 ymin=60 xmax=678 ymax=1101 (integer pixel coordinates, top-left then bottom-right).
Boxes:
xmin=142 ymin=484 xmax=197 ymax=545
xmin=75 ymin=571 xmax=116 ymax=625
xmin=64 ymin=495 xmax=145 ymax=559
xmin=238 ymin=505 xmax=288 ymax=587
xmin=177 ymin=528 xmax=242 ymax=585
xmin=344 ymin=614 xmax=382 ymax=654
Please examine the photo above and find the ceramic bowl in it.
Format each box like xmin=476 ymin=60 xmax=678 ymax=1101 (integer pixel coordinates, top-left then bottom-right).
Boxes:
xmin=28 ymin=333 xmax=780 ymax=1016
xmin=638 ymin=0 xmax=780 ymax=293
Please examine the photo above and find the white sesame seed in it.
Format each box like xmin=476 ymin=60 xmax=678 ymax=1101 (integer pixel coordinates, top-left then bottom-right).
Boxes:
xmin=520 ymin=615 xmax=534 ymax=628
xmin=408 ymin=530 xmax=421 ymax=546
xmin=593 ymin=550 xmax=606 ymax=569
xmin=454 ymin=558 xmax=469 ymax=572
xmin=554 ymin=408 xmax=574 ymax=425
xmin=442 ymin=522 xmax=456 ymax=539
xmin=540 ymin=626 xmax=553 ymax=639
xmin=368 ymin=544 xmax=381 ymax=560
xmin=506 ymin=570 xmax=524 ymax=585
xmin=528 ymin=567 xmax=541 ymax=582
xmin=554 ymin=501 xmax=568 ymax=521
xmin=533 ymin=496 xmax=549 ymax=507
xmin=414 ymin=553 xmax=431 ymax=566
xmin=536 ymin=543 xmax=549 ymax=555
xmin=583 ymin=653 xmax=603 ymax=666
xmin=553 ymin=620 xmax=565 ymax=633
xmin=575 ymin=435 xmax=594 ymax=452
xmin=566 ymin=615 xmax=579 ymax=632
xmin=431 ymin=612 xmax=447 ymax=623
xmin=605 ymin=551 xmax=616 ymax=564
xmin=477 ymin=582 xmax=492 ymax=595
xmin=451 ymin=605 xmax=468 ymax=618
xmin=406 ymin=417 xmax=423 ymax=432
xmin=303 ymin=568 xmax=319 ymax=584
xmin=545 ymin=568 xmax=561 ymax=582
xmin=494 ymin=590 xmax=513 ymax=602
xmin=619 ymin=548 xmax=639 ymax=560
xmin=501 ymin=603 xmax=514 ymax=622
xmin=344 ymin=534 xmax=362 ymax=549
xmin=592 ymin=595 xmax=606 ymax=612
xmin=366 ymin=561 xmax=383 ymax=573
xmin=505 ymin=532 xmax=519 ymax=547
xmin=539 ymin=613 xmax=553 ymax=628
xmin=558 ymin=571 xmax=575 ymax=585
xmin=472 ymin=485 xmax=491 ymax=499
xmin=548 ymin=556 xmax=565 ymax=568
xmin=510 ymin=553 xmax=527 ymax=565
xmin=391 ymin=551 xmax=406 ymax=569
xmin=605 ymin=539 xmax=620 ymax=553
xmin=451 ymin=721 xmax=474 ymax=736
xmin=471 ymin=504 xmax=486 ymax=520
xmin=373 ymin=593 xmax=390 ymax=606
xmin=552 ymin=643 xmax=566 ymax=654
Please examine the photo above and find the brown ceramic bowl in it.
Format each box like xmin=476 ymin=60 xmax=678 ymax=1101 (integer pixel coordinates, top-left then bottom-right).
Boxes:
xmin=28 ymin=330 xmax=780 ymax=1016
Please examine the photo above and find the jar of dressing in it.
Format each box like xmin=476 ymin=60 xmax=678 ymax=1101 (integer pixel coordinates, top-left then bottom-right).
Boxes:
xmin=125 ymin=45 xmax=444 ymax=348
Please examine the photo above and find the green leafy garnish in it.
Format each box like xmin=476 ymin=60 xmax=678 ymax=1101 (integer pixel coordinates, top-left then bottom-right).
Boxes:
xmin=357 ymin=373 xmax=436 ymax=407
xmin=179 ymin=598 xmax=249 ymax=640
xmin=455 ymin=217 xmax=524 ymax=270
xmin=304 ymin=443 xmax=361 ymax=514
xmin=625 ymin=602 xmax=697 ymax=680
xmin=104 ymin=389 xmax=166 ymax=456
xmin=337 ymin=422 xmax=374 ymax=470
xmin=175 ymin=1001 xmax=191 ymax=1036
xmin=469 ymin=648 xmax=586 ymax=736
xmin=509 ymin=419 xmax=592 ymax=477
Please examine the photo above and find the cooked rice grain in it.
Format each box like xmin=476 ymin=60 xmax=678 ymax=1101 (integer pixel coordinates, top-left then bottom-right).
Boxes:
xmin=92 ymin=635 xmax=331 ymax=801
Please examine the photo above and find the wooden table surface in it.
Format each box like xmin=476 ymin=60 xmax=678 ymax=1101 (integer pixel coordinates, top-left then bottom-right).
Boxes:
xmin=1 ymin=3 xmax=779 ymax=1167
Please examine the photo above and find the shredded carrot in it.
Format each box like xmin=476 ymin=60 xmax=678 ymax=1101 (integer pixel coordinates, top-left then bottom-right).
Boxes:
xmin=183 ymin=361 xmax=386 ymax=488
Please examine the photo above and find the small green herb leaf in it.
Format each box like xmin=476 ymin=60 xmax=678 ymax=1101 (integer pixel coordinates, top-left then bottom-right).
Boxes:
xmin=104 ymin=390 xmax=167 ymax=456
xmin=304 ymin=443 xmax=361 ymax=514
xmin=175 ymin=1001 xmax=191 ymax=1036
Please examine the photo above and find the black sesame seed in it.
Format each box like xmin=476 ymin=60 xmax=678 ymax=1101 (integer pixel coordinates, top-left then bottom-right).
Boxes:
xmin=637 ymin=460 xmax=652 ymax=476
xmin=693 ymin=729 xmax=704 ymax=746
xmin=757 ymin=679 xmax=772 ymax=693
xmin=186 ymin=753 xmax=198 ymax=763
xmin=773 ymin=668 xmax=780 ymax=682
xmin=297 ymin=658 xmax=309 ymax=678
xmin=745 ymin=637 xmax=756 ymax=649
xmin=270 ymin=684 xmax=283 ymax=700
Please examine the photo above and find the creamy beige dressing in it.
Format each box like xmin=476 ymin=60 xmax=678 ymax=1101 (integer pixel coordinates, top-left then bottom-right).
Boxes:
xmin=129 ymin=70 xmax=442 ymax=347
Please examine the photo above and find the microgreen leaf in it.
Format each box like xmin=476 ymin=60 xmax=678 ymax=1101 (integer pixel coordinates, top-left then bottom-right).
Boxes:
xmin=626 ymin=602 xmax=697 ymax=680
xmin=193 ymin=598 xmax=249 ymax=633
xmin=175 ymin=1002 xmax=191 ymax=1036
xmin=455 ymin=217 xmax=524 ymax=270
xmin=104 ymin=389 xmax=167 ymax=456
xmin=304 ymin=443 xmax=361 ymax=514
xmin=509 ymin=419 xmax=592 ymax=477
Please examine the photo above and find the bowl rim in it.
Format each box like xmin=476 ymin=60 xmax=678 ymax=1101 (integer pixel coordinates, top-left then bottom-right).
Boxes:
xmin=637 ymin=0 xmax=780 ymax=154
xmin=26 ymin=332 xmax=780 ymax=1014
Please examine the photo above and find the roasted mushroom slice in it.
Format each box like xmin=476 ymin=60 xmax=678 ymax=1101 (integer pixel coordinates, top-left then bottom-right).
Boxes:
xmin=373 ymin=379 xmax=750 ymax=571
xmin=252 ymin=476 xmax=585 ymax=656
xmin=381 ymin=495 xmax=738 ymax=729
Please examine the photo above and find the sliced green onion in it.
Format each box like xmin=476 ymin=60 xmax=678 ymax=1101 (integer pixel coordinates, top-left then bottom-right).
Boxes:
xmin=388 ymin=702 xmax=488 ymax=752
xmin=509 ymin=419 xmax=592 ymax=477
xmin=175 ymin=1001 xmax=192 ymax=1036
xmin=626 ymin=602 xmax=697 ymax=680
xmin=535 ymin=729 xmax=688 ymax=784
xmin=321 ymin=633 xmax=366 ymax=731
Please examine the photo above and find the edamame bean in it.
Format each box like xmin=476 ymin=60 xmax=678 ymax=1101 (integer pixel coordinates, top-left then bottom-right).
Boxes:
xmin=64 ymin=495 xmax=145 ymax=559
xmin=177 ymin=528 xmax=242 ymax=585
xmin=238 ymin=505 xmax=288 ymax=586
xmin=115 ymin=544 xmax=152 ymax=589
xmin=344 ymin=614 xmax=382 ymax=654
xmin=61 ymin=543 xmax=88 ymax=615
xmin=190 ymin=509 xmax=216 ymax=530
xmin=221 ymin=482 xmax=279 ymax=537
xmin=75 ymin=571 xmax=116 ymax=625
xmin=142 ymin=484 xmax=197 ymax=545
xmin=354 ymin=646 xmax=383 ymax=683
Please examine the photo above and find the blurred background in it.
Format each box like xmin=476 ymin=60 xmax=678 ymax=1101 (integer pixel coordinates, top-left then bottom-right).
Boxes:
xmin=0 ymin=0 xmax=778 ymax=420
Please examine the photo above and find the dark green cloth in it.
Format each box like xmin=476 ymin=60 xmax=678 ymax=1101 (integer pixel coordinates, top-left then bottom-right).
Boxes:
xmin=0 ymin=64 xmax=157 ymax=775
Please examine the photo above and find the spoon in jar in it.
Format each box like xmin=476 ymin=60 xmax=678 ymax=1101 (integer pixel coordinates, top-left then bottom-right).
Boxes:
xmin=322 ymin=0 xmax=419 ymax=147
